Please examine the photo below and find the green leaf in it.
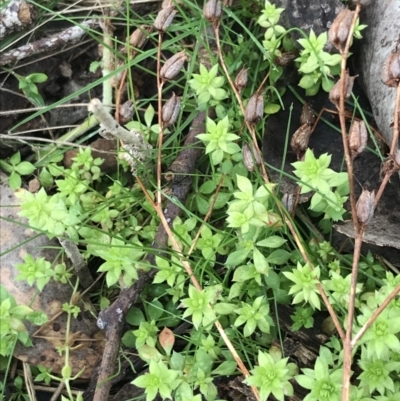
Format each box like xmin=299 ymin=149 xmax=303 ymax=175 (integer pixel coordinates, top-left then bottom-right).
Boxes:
xmin=199 ymin=180 xmax=216 ymax=194
xmin=266 ymin=249 xmax=291 ymax=265
xmin=257 ymin=236 xmax=286 ymax=248
xmin=212 ymin=361 xmax=237 ymax=375
xmin=126 ymin=307 xmax=145 ymax=326
xmin=15 ymin=161 xmax=36 ymax=175
xmin=122 ymin=330 xmax=136 ymax=348
xmin=147 ymin=300 xmax=164 ymax=321
xmin=214 ymin=302 xmax=236 ymax=315
xmin=9 ymin=172 xmax=22 ymax=190
xmin=9 ymin=152 xmax=21 ymax=165
xmin=27 ymin=73 xmax=48 ymax=83
xmin=144 ymin=104 xmax=155 ymax=127
xmin=264 ymin=103 xmax=281 ymax=114
xmin=264 ymin=270 xmax=280 ymax=290
xmin=236 ymin=174 xmax=253 ymax=195
xmin=226 ymin=249 xmax=250 ymax=266
xmin=0 ymin=160 xmax=14 ymax=173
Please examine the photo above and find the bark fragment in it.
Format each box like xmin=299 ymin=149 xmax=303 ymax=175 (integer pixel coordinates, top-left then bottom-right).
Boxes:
xmin=0 ymin=0 xmax=37 ymax=41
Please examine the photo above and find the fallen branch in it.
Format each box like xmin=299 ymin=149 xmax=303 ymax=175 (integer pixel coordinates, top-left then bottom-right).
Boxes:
xmin=0 ymin=0 xmax=37 ymax=41
xmin=86 ymin=111 xmax=207 ymax=401
xmin=0 ymin=19 xmax=99 ymax=66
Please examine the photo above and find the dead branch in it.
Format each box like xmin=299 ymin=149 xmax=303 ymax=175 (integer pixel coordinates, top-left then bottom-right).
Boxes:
xmin=0 ymin=19 xmax=99 ymax=66
xmin=0 ymin=0 xmax=37 ymax=41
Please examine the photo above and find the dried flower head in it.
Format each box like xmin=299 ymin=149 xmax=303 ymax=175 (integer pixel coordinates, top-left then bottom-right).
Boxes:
xmin=160 ymin=51 xmax=187 ymax=81
xmin=245 ymin=92 xmax=264 ymax=125
xmin=242 ymin=142 xmax=261 ymax=172
xmin=329 ymin=71 xmax=356 ymax=106
xmin=154 ymin=6 xmax=177 ymax=32
xmin=382 ymin=51 xmax=400 ymax=88
xmin=203 ymin=0 xmax=222 ymax=24
xmin=328 ymin=8 xmax=355 ymax=52
xmin=349 ymin=120 xmax=368 ymax=158
xmin=130 ymin=25 xmax=150 ymax=48
xmin=234 ymin=68 xmax=248 ymax=93
xmin=119 ymin=100 xmax=134 ymax=125
xmin=291 ymin=123 xmax=311 ymax=159
xmin=274 ymin=52 xmax=297 ymax=67
xmin=300 ymin=102 xmax=315 ymax=126
xmin=162 ymin=93 xmax=181 ymax=127
xmin=356 ymin=189 xmax=375 ymax=225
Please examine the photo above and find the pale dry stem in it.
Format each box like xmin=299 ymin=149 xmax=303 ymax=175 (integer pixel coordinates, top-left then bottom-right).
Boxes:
xmin=157 ymin=31 xmax=165 ymax=207
xmin=337 ymin=4 xmax=365 ymax=401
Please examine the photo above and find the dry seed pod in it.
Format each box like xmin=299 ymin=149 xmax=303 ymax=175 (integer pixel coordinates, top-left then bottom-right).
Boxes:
xmin=154 ymin=6 xmax=177 ymax=32
xmin=356 ymin=189 xmax=375 ymax=225
xmin=274 ymin=51 xmax=297 ymax=67
xmin=242 ymin=142 xmax=261 ymax=172
xmin=300 ymin=102 xmax=315 ymax=126
xmin=234 ymin=68 xmax=248 ymax=93
xmin=329 ymin=71 xmax=356 ymax=106
xmin=203 ymin=0 xmax=222 ymax=24
xmin=162 ymin=93 xmax=181 ymax=127
xmin=130 ymin=25 xmax=150 ymax=48
xmin=349 ymin=120 xmax=368 ymax=158
xmin=281 ymin=193 xmax=295 ymax=214
xmin=119 ymin=100 xmax=134 ymax=125
xmin=382 ymin=51 xmax=400 ymax=88
xmin=245 ymin=93 xmax=264 ymax=125
xmin=160 ymin=51 xmax=187 ymax=81
xmin=290 ymin=123 xmax=311 ymax=159
xmin=328 ymin=8 xmax=355 ymax=52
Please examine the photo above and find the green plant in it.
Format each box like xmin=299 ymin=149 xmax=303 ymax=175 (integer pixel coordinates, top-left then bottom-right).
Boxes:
xmin=296 ymin=30 xmax=342 ymax=95
xmin=132 ymin=360 xmax=181 ymax=401
xmin=0 ymin=285 xmax=48 ymax=357
xmin=14 ymin=72 xmax=48 ymax=107
xmin=0 ymin=152 xmax=36 ymax=190
xmin=197 ymin=116 xmax=240 ymax=165
xmin=188 ymin=64 xmax=228 ymax=109
xmin=244 ymin=347 xmax=296 ymax=401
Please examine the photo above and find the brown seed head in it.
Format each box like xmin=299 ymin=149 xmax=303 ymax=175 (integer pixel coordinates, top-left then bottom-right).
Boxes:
xmin=245 ymin=93 xmax=264 ymax=125
xmin=382 ymin=51 xmax=400 ymax=88
xmin=160 ymin=51 xmax=187 ymax=81
xmin=349 ymin=120 xmax=368 ymax=158
xmin=356 ymin=189 xmax=375 ymax=225
xmin=300 ymin=102 xmax=315 ymax=126
xmin=329 ymin=71 xmax=356 ymax=106
xmin=234 ymin=68 xmax=248 ymax=93
xmin=154 ymin=6 xmax=177 ymax=32
xmin=129 ymin=25 xmax=151 ymax=48
xmin=291 ymin=123 xmax=311 ymax=159
xmin=328 ymin=8 xmax=355 ymax=52
xmin=162 ymin=93 xmax=181 ymax=127
xmin=274 ymin=51 xmax=297 ymax=67
xmin=203 ymin=0 xmax=222 ymax=24
xmin=242 ymin=142 xmax=261 ymax=172
xmin=119 ymin=100 xmax=134 ymax=125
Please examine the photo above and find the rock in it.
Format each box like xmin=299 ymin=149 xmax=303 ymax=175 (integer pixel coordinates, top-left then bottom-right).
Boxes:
xmin=356 ymin=0 xmax=400 ymax=154
xmin=0 ymin=173 xmax=105 ymax=378
xmin=271 ymin=0 xmax=343 ymax=41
